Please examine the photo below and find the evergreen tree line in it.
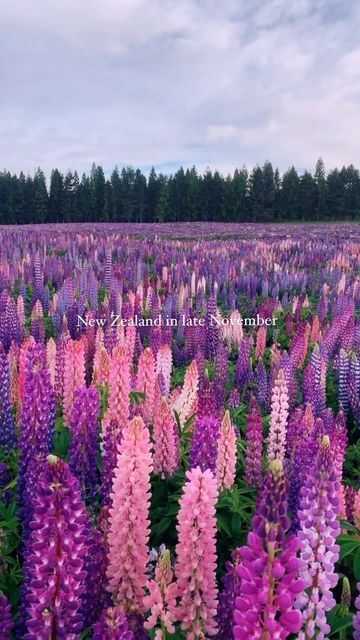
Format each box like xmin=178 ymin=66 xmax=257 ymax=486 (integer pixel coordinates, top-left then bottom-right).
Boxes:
xmin=0 ymin=158 xmax=359 ymax=224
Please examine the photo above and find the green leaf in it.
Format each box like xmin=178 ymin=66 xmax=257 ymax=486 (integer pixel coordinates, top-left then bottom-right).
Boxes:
xmin=217 ymin=513 xmax=232 ymax=537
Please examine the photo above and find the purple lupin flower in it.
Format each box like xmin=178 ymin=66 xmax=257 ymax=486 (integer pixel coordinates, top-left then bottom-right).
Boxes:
xmin=0 ymin=343 xmax=16 ymax=454
xmin=23 ymin=455 xmax=89 ymax=639
xmin=233 ymin=460 xmax=305 ymax=639
xmin=235 ymin=338 xmax=251 ymax=395
xmin=81 ymin=526 xmax=109 ymax=627
xmin=244 ymin=396 xmax=263 ymax=489
xmin=0 ymin=592 xmax=13 ymax=638
xmin=18 ymin=344 xmax=54 ymax=534
xmin=205 ymin=297 xmax=219 ymax=358
xmin=354 ymin=583 xmax=360 ymax=640
xmin=296 ymin=435 xmax=341 ymax=639
xmin=68 ymin=385 xmax=100 ymax=499
xmin=216 ymin=549 xmax=241 ymax=640
xmin=255 ymin=358 xmax=268 ymax=409
xmin=92 ymin=607 xmax=134 ymax=639
xmin=189 ymin=414 xmax=220 ymax=473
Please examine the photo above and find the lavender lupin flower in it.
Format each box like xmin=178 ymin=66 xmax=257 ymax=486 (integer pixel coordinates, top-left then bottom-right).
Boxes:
xmin=296 ymin=435 xmax=341 ymax=640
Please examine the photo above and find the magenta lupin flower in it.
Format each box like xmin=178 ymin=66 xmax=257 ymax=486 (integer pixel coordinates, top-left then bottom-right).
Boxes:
xmin=107 ymin=416 xmax=153 ymax=612
xmin=244 ymin=396 xmax=263 ymax=489
xmin=136 ymin=346 xmax=156 ymax=422
xmin=267 ymin=368 xmax=289 ymax=462
xmin=296 ymin=435 xmax=341 ymax=640
xmin=171 ymin=467 xmax=219 ymax=639
xmin=234 ymin=460 xmax=305 ymax=640
xmin=153 ymin=397 xmax=179 ymax=478
xmin=23 ymin=455 xmax=89 ymax=639
xmin=216 ymin=410 xmax=237 ymax=491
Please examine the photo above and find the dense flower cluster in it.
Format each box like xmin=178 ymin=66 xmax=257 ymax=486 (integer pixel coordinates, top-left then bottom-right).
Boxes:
xmin=0 ymin=223 xmax=359 ymax=638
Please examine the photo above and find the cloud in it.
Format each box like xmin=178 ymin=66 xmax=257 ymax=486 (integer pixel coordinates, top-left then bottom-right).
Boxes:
xmin=0 ymin=0 xmax=359 ymax=177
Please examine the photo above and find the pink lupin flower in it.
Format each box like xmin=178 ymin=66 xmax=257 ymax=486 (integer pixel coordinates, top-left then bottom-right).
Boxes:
xmin=171 ymin=359 xmax=198 ymax=429
xmin=18 ymin=336 xmax=35 ymax=409
xmin=171 ymin=467 xmax=219 ymax=639
xmin=310 ymin=315 xmax=320 ymax=342
xmin=92 ymin=342 xmax=110 ymax=386
xmin=353 ymin=490 xmax=360 ymax=528
xmin=62 ymin=338 xmax=85 ymax=425
xmin=136 ymin=347 xmax=156 ymax=422
xmin=143 ymin=548 xmax=177 ymax=638
xmin=255 ymin=325 xmax=266 ymax=360
xmin=153 ymin=397 xmax=179 ymax=478
xmin=267 ymin=368 xmax=289 ymax=462
xmin=45 ymin=337 xmax=56 ymax=387
xmin=17 ymin=294 xmax=25 ymax=327
xmin=216 ymin=410 xmax=237 ymax=491
xmin=156 ymin=344 xmax=172 ymax=397
xmin=107 ymin=416 xmax=153 ymax=612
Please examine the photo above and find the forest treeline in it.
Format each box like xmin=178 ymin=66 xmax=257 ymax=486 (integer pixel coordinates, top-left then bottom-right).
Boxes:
xmin=0 ymin=158 xmax=359 ymax=224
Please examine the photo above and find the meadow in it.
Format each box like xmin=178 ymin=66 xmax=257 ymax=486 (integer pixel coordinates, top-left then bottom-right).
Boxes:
xmin=0 ymin=222 xmax=359 ymax=639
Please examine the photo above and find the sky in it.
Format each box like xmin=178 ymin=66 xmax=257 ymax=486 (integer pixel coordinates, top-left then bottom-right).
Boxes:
xmin=0 ymin=0 xmax=359 ymax=178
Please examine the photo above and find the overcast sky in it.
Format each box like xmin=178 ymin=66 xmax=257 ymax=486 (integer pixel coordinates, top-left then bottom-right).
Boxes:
xmin=0 ymin=0 xmax=359 ymax=178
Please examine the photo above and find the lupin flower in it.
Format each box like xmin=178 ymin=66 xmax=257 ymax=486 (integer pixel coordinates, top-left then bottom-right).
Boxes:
xmin=62 ymin=338 xmax=85 ymax=425
xmin=68 ymin=385 xmax=100 ymax=498
xmin=23 ymin=455 xmax=89 ymax=639
xmin=92 ymin=342 xmax=110 ymax=386
xmin=171 ymin=467 xmax=219 ymax=639
xmin=234 ymin=459 xmax=304 ymax=639
xmin=267 ymin=368 xmax=289 ymax=462
xmin=296 ymin=435 xmax=341 ymax=639
xmin=255 ymin=325 xmax=266 ymax=359
xmin=143 ymin=548 xmax=176 ymax=638
xmin=189 ymin=414 xmax=220 ymax=474
xmin=93 ymin=607 xmax=134 ymax=639
xmin=101 ymin=344 xmax=131 ymax=503
xmin=107 ymin=416 xmax=153 ymax=612
xmin=244 ymin=396 xmax=263 ymax=489
xmin=353 ymin=490 xmax=360 ymax=528
xmin=0 ymin=592 xmax=13 ymax=639
xmin=171 ymin=359 xmax=198 ymax=428
xmin=153 ymin=397 xmax=179 ymax=478
xmin=155 ymin=344 xmax=172 ymax=397
xmin=216 ymin=549 xmax=241 ymax=640
xmin=354 ymin=582 xmax=360 ymax=640
xmin=216 ymin=410 xmax=237 ymax=491
xmin=18 ymin=344 xmax=54 ymax=533
xmin=45 ymin=337 xmax=56 ymax=387
xmin=0 ymin=343 xmax=16 ymax=454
